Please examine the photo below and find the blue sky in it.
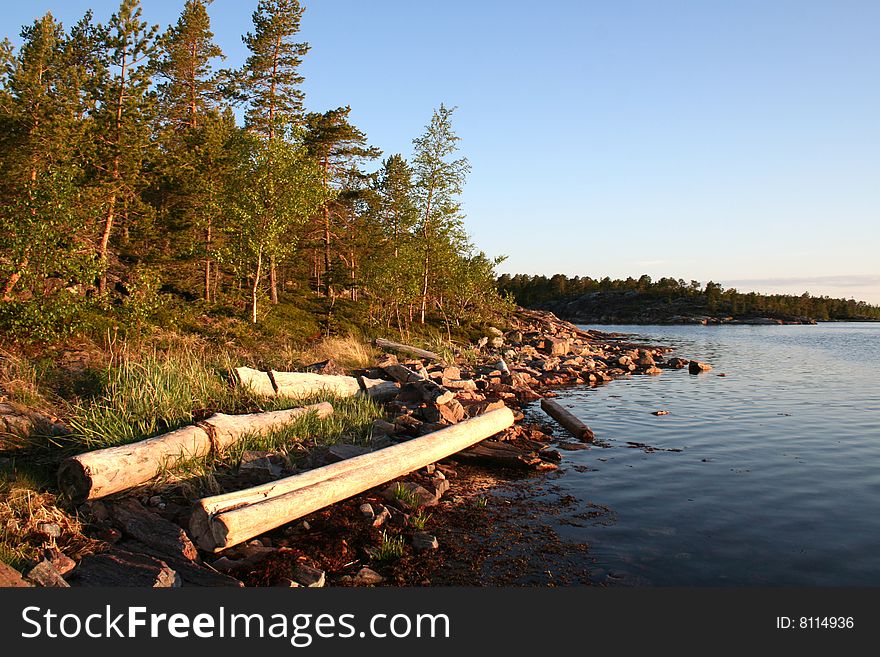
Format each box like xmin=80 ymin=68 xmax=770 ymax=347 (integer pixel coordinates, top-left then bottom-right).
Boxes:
xmin=4 ymin=0 xmax=879 ymax=302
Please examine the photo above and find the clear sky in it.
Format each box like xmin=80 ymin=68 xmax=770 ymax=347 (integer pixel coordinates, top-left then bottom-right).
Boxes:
xmin=4 ymin=0 xmax=879 ymax=303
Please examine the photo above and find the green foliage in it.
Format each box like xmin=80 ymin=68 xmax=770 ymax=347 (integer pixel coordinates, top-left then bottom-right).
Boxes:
xmin=367 ymin=530 xmax=406 ymax=563
xmin=410 ymin=510 xmax=432 ymax=530
xmin=0 ymin=5 xmax=509 ymax=344
xmin=391 ymin=482 xmax=422 ymax=510
xmin=499 ymin=274 xmax=880 ymax=322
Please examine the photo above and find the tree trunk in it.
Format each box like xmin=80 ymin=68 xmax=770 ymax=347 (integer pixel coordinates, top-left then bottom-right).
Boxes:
xmin=375 ymin=338 xmax=442 ymax=361
xmin=269 ymin=254 xmax=278 ymax=304
xmin=251 ymin=248 xmax=262 ymax=323
xmin=191 ymin=406 xmax=514 ymax=551
xmin=540 ymin=398 xmax=595 ymax=442
xmin=58 ymin=403 xmax=334 ymax=504
xmin=204 ymin=221 xmax=212 ymax=302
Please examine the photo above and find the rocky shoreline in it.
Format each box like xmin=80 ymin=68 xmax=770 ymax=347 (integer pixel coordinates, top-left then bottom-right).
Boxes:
xmin=1 ymin=308 xmax=709 ymax=588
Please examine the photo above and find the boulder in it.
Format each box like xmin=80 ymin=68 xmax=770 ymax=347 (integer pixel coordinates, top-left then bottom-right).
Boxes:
xmin=688 ymin=360 xmax=713 ymax=374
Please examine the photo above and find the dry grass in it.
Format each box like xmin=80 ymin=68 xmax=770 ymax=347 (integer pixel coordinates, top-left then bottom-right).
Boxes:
xmin=291 ymin=335 xmax=376 ymax=371
xmin=0 ymin=465 xmax=104 ymax=570
xmin=0 ymin=349 xmax=50 ymax=410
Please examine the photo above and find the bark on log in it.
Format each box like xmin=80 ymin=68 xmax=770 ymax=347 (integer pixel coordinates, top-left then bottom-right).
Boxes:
xmin=456 ymin=440 xmax=546 ymax=470
xmin=540 ymin=398 xmax=595 ymax=441
xmin=72 ymin=550 xmax=180 ymax=587
xmin=234 ymin=367 xmax=276 ymax=397
xmin=358 ymin=376 xmax=399 ymax=402
xmin=204 ymin=403 xmax=333 ymax=450
xmin=270 ymin=371 xmax=361 ymax=398
xmin=58 ymin=403 xmax=333 ymax=504
xmin=116 ymin=541 xmax=243 ymax=587
xmin=191 ymin=407 xmax=515 ymax=551
xmin=109 ymin=499 xmax=199 ymax=562
xmin=375 ymin=338 xmax=443 ymax=362
xmin=377 ymin=355 xmax=428 ymax=383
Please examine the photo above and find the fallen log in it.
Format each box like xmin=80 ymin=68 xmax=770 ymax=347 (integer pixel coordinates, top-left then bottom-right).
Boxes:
xmin=270 ymin=371 xmax=361 ymax=398
xmin=358 ymin=376 xmax=400 ymax=402
xmin=109 ymin=499 xmax=199 ymax=562
xmin=234 ymin=367 xmax=276 ymax=397
xmin=191 ymin=406 xmax=515 ymax=551
xmin=540 ymin=398 xmax=595 ymax=442
xmin=375 ymin=338 xmax=442 ymax=362
xmin=58 ymin=403 xmax=333 ymax=504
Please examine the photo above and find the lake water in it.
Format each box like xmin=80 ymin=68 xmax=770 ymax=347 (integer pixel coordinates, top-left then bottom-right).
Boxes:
xmin=522 ymin=322 xmax=880 ymax=586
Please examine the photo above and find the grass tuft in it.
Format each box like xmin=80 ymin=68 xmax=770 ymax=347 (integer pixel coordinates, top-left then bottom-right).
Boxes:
xmin=366 ymin=530 xmax=406 ymax=563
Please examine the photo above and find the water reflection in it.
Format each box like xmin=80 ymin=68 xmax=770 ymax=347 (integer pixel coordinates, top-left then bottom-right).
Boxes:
xmin=524 ymin=323 xmax=880 ymax=586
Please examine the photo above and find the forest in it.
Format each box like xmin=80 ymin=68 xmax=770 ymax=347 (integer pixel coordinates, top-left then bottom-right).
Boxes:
xmin=0 ymin=0 xmax=510 ymax=345
xmin=498 ymin=273 xmax=880 ymax=322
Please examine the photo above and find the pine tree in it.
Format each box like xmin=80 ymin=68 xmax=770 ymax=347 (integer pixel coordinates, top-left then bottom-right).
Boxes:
xmin=303 ymin=106 xmax=380 ymax=295
xmin=240 ymin=0 xmax=309 ymax=141
xmin=154 ymin=0 xmax=223 ymax=132
xmin=411 ymin=105 xmax=470 ymax=324
xmin=154 ymin=0 xmax=230 ymax=301
xmin=239 ymin=0 xmax=310 ymax=304
xmin=93 ymin=0 xmax=158 ymax=294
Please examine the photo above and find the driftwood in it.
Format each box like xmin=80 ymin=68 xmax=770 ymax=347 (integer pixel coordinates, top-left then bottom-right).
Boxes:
xmin=457 ymin=440 xmax=547 ymax=470
xmin=375 ymin=338 xmax=443 ymax=362
xmin=358 ymin=376 xmax=400 ymax=402
xmin=540 ymin=398 xmax=595 ymax=441
xmin=109 ymin=499 xmax=199 ymax=562
xmin=58 ymin=403 xmax=333 ymax=504
xmin=116 ymin=541 xmax=243 ymax=587
xmin=377 ymin=354 xmax=429 ymax=383
xmin=270 ymin=371 xmax=361 ymax=398
xmin=72 ymin=550 xmax=180 ymax=588
xmin=234 ymin=367 xmax=276 ymax=397
xmin=191 ymin=406 xmax=515 ymax=551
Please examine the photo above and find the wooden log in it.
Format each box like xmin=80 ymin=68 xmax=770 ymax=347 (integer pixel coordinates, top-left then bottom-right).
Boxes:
xmin=116 ymin=541 xmax=243 ymax=587
xmin=109 ymin=499 xmax=199 ymax=562
xmin=234 ymin=366 xmax=276 ymax=397
xmin=375 ymin=338 xmax=442 ymax=361
xmin=58 ymin=424 xmax=213 ymax=504
xmin=71 ymin=550 xmax=180 ymax=587
xmin=358 ymin=376 xmax=400 ymax=402
xmin=58 ymin=403 xmax=333 ymax=504
xmin=191 ymin=406 xmax=515 ymax=551
xmin=540 ymin=398 xmax=595 ymax=442
xmin=204 ymin=403 xmax=334 ymax=450
xmin=270 ymin=371 xmax=361 ymax=398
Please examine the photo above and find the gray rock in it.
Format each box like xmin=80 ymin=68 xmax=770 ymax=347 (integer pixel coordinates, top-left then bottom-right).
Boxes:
xmin=487 ymin=326 xmax=504 ymax=337
xmin=359 ymin=503 xmax=375 ymax=520
xmin=72 ymin=550 xmax=180 ymax=587
xmin=412 ymin=532 xmax=439 ymax=551
xmin=26 ymin=561 xmax=70 ymax=588
xmin=292 ymin=563 xmax=325 ymax=588
xmin=688 ymin=360 xmax=713 ymax=374
xmin=372 ymin=505 xmax=392 ymax=528
xmin=327 ymin=443 xmax=372 ymax=462
xmin=352 ymin=567 xmax=385 ymax=585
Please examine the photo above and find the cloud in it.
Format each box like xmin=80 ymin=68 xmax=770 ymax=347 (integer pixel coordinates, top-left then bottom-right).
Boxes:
xmin=721 ymin=275 xmax=880 ymax=289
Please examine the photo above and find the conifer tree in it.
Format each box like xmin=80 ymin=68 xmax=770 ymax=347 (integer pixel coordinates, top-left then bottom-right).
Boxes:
xmin=154 ymin=0 xmax=230 ymax=301
xmin=239 ymin=0 xmax=309 ymax=304
xmin=303 ymin=106 xmax=380 ymax=295
xmin=93 ymin=0 xmax=158 ymax=294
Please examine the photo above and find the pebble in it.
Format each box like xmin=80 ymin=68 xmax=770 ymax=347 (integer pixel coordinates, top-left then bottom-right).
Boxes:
xmin=412 ymin=532 xmax=439 ymax=551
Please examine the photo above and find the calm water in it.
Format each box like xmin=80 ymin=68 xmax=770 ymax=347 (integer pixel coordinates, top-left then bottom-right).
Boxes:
xmin=523 ymin=322 xmax=880 ymax=586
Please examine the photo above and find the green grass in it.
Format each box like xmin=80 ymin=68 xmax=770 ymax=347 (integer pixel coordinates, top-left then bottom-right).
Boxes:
xmin=409 ymin=510 xmax=432 ymax=530
xmin=366 ymin=530 xmax=406 ymax=564
xmin=391 ymin=482 xmax=422 ymax=510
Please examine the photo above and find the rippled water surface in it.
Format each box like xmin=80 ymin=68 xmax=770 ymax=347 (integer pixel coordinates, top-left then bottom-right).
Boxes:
xmin=522 ymin=323 xmax=880 ymax=586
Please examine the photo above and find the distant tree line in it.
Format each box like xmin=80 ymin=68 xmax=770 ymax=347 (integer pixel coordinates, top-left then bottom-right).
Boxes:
xmin=0 ymin=0 xmax=508 ymax=342
xmin=498 ymin=274 xmax=880 ymax=321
